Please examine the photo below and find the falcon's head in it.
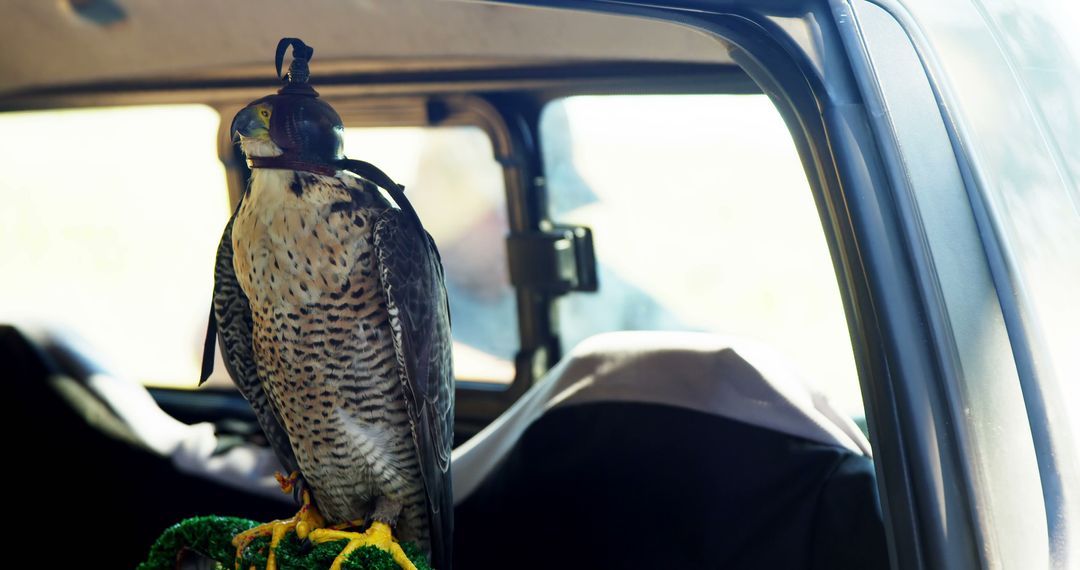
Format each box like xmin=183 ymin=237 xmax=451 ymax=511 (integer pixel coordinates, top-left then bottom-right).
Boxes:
xmin=231 ymin=91 xmax=345 ymax=162
xmin=231 ymin=38 xmax=345 ymax=164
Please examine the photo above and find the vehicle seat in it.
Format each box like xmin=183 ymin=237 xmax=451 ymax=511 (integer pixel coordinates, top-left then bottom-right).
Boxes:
xmin=453 ymin=331 xmax=888 ymax=569
xmin=0 ymin=324 xmax=291 ymax=567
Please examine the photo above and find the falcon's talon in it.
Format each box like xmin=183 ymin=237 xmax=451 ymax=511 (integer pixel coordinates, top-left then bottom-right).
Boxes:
xmin=275 ymin=470 xmax=301 ymax=494
xmin=232 ymin=489 xmax=326 ymax=570
xmin=310 ymin=521 xmax=418 ymax=570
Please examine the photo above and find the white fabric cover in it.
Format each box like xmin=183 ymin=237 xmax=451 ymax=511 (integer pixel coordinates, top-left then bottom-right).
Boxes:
xmin=22 ymin=324 xmax=290 ymax=502
xmin=80 ymin=371 xmax=289 ymax=501
xmin=451 ymin=331 xmax=871 ymax=503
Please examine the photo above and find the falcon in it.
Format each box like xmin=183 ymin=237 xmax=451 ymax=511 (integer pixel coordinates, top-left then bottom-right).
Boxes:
xmin=201 ymin=39 xmax=453 ymax=570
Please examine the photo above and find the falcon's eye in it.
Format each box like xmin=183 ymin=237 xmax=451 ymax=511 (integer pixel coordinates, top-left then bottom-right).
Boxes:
xmin=260 ymin=109 xmax=270 ymax=119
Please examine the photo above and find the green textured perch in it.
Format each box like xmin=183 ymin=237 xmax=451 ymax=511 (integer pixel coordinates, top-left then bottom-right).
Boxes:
xmin=139 ymin=516 xmax=433 ymax=570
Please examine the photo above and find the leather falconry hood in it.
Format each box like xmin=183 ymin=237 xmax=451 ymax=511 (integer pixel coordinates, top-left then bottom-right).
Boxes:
xmin=232 ymin=37 xmax=406 ymax=196
xmin=231 ymin=38 xmax=344 ymax=169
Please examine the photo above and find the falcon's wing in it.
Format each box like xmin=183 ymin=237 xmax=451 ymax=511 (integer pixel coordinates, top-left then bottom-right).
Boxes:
xmin=373 ymin=202 xmax=454 ymax=570
xmin=201 ymin=203 xmax=301 ymax=480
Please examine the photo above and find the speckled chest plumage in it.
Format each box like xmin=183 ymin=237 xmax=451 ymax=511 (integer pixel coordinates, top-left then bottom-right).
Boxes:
xmin=231 ymin=168 xmax=428 ymax=542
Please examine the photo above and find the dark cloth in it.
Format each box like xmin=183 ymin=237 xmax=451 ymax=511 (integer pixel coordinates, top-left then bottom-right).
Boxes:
xmin=0 ymin=325 xmax=293 ymax=569
xmin=455 ymin=402 xmax=888 ymax=569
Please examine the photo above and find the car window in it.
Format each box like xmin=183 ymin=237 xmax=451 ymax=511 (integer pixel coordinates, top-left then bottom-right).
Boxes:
xmin=0 ymin=109 xmax=517 ymax=387
xmin=0 ymin=105 xmax=229 ymax=387
xmin=540 ymin=94 xmax=864 ymax=418
xmin=340 ymin=126 xmax=516 ymax=384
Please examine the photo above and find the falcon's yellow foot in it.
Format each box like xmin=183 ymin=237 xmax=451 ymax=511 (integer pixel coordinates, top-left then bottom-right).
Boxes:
xmin=232 ymin=472 xmax=326 ymax=570
xmin=310 ymin=521 xmax=418 ymax=570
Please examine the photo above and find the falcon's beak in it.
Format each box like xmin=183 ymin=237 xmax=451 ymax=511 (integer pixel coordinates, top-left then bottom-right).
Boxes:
xmin=232 ymin=104 xmax=271 ymax=142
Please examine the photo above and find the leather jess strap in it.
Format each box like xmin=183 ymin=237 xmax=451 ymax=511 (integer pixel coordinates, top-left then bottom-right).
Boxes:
xmin=246 ymin=156 xmax=338 ymax=177
xmin=248 ymin=154 xmax=421 ymax=235
xmin=246 ymin=156 xmax=405 ymax=195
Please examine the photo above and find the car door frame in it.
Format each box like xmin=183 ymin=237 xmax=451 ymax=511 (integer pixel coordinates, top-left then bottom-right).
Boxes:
xmin=491 ymin=0 xmax=1055 ymax=568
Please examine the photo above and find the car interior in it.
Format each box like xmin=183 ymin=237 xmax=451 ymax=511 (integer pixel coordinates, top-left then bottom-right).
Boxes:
xmin=1 ymin=1 xmax=888 ymax=568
